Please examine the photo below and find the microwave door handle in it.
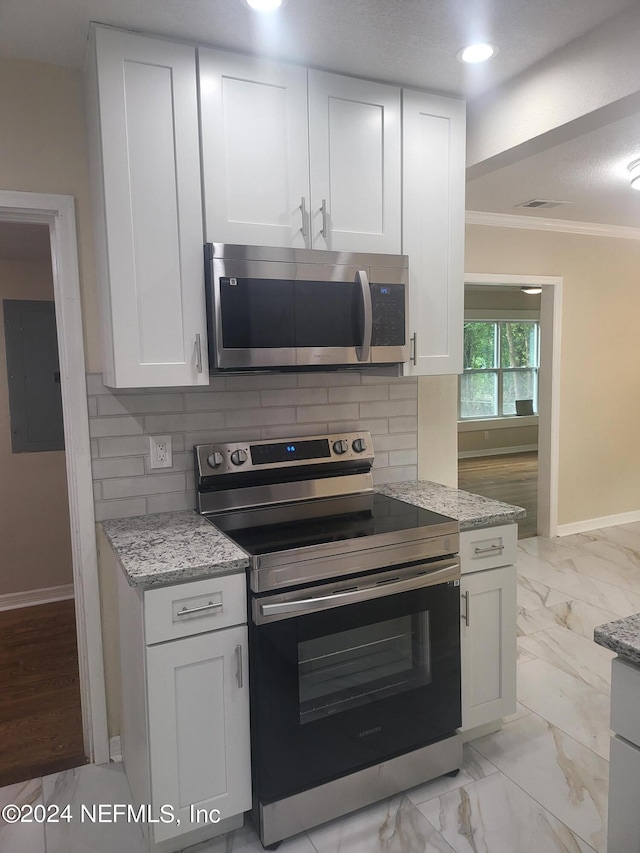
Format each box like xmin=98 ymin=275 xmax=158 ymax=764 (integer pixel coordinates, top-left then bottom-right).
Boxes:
xmin=355 ymin=270 xmax=372 ymax=362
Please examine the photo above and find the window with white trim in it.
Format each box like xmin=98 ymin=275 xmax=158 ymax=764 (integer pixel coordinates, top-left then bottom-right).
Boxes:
xmin=459 ymin=320 xmax=540 ymax=419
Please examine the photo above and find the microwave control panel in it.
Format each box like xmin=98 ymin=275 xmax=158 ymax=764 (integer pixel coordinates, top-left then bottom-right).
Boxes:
xmin=371 ymin=284 xmax=405 ymax=346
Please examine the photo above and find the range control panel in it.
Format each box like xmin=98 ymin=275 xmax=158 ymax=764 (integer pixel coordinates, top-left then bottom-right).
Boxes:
xmin=195 ymin=431 xmax=373 ymax=478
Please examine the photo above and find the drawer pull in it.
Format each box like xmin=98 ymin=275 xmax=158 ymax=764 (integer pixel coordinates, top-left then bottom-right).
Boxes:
xmin=474 ymin=544 xmax=504 ymax=555
xmin=176 ymin=600 xmax=223 ymax=617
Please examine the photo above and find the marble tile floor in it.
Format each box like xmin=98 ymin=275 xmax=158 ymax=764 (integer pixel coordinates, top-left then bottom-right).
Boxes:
xmin=4 ymin=523 xmax=640 ymax=852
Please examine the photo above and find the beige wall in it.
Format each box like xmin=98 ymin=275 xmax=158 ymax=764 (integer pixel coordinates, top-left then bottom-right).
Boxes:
xmin=0 ymin=259 xmax=73 ymax=595
xmin=466 ymin=224 xmax=640 ymax=527
xmin=0 ymin=56 xmax=100 ymax=371
xmin=459 ymin=424 xmax=538 ymax=455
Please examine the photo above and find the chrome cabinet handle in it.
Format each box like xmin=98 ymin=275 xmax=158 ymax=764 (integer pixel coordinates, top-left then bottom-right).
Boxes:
xmin=462 ymin=590 xmax=470 ymax=627
xmin=355 ymin=270 xmax=372 ymax=362
xmin=320 ymin=198 xmax=328 ymax=239
xmin=300 ymin=196 xmax=308 ymax=237
xmin=410 ymin=332 xmax=417 ymax=366
xmin=474 ymin=544 xmax=504 ymax=555
xmin=195 ymin=333 xmax=203 ymax=374
xmin=235 ymin=644 xmax=243 ymax=688
xmin=176 ymin=600 xmax=222 ymax=617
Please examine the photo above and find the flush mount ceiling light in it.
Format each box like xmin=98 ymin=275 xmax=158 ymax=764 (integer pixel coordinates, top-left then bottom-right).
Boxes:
xmin=521 ymin=286 xmax=543 ymax=295
xmin=456 ymin=43 xmax=498 ymax=63
xmin=241 ymin=0 xmax=283 ymax=11
xmin=628 ymin=159 xmax=640 ymax=190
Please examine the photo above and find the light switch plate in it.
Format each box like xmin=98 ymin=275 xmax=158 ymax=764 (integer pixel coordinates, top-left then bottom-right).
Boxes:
xmin=150 ymin=435 xmax=172 ymax=469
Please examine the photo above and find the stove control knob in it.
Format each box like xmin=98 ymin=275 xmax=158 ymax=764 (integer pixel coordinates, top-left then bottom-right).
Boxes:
xmin=230 ymin=449 xmax=248 ymax=466
xmin=207 ymin=451 xmax=224 ymax=469
xmin=333 ymin=440 xmax=349 ymax=455
xmin=352 ymin=437 xmax=367 ymax=454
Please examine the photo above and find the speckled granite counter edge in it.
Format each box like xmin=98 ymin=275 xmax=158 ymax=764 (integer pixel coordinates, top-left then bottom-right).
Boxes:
xmin=377 ymin=480 xmax=525 ymax=530
xmin=594 ymin=613 xmax=640 ymax=666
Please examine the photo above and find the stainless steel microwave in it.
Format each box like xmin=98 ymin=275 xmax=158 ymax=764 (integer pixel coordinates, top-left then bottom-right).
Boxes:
xmin=204 ymin=243 xmax=409 ymax=371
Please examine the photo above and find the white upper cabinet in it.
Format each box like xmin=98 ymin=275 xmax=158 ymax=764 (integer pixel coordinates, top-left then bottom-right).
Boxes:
xmin=308 ymin=71 xmax=401 ymax=253
xmin=199 ymin=49 xmax=310 ymax=248
xmin=86 ymin=26 xmax=209 ymax=388
xmin=199 ymin=51 xmax=401 ymax=254
xmin=402 ymin=90 xmax=466 ymax=376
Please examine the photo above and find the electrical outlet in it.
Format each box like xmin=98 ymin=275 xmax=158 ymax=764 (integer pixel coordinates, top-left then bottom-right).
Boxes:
xmin=483 ymin=431 xmax=489 ymax=440
xmin=150 ymin=435 xmax=172 ymax=469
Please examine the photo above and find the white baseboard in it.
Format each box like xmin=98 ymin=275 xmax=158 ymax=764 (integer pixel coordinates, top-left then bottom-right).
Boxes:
xmin=458 ymin=445 xmax=538 ymax=459
xmin=109 ymin=735 xmax=122 ymax=763
xmin=557 ymin=509 xmax=640 ymax=537
xmin=0 ymin=583 xmax=74 ymax=612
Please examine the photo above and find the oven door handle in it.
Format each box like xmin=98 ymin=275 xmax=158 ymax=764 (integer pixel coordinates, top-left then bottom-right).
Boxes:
xmin=256 ymin=560 xmax=459 ymax=622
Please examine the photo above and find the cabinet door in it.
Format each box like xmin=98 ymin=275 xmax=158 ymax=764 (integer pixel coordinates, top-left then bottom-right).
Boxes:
xmin=608 ymin=734 xmax=640 ymax=853
xmin=90 ymin=26 xmax=208 ymax=387
xmin=402 ymin=90 xmax=465 ymax=375
xmin=199 ymin=48 xmax=310 ymax=248
xmin=146 ymin=625 xmax=251 ymax=843
xmin=460 ymin=565 xmax=516 ymax=731
xmin=308 ymin=71 xmax=401 ymax=253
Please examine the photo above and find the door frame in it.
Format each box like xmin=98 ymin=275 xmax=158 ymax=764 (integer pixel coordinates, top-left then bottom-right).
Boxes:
xmin=0 ymin=190 xmax=109 ymax=764
xmin=463 ymin=273 xmax=562 ymax=538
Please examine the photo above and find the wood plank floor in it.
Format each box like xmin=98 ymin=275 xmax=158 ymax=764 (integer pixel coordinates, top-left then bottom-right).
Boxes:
xmin=458 ymin=451 xmax=538 ymax=539
xmin=0 ymin=599 xmax=87 ymax=787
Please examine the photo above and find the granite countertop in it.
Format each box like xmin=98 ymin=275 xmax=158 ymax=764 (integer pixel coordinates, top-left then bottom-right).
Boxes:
xmin=377 ymin=480 xmax=525 ymax=530
xmin=594 ymin=613 xmax=640 ymax=666
xmin=103 ymin=480 xmax=524 ymax=588
xmin=102 ymin=511 xmax=249 ymax=588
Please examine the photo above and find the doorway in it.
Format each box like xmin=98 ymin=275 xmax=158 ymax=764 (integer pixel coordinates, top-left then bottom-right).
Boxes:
xmin=0 ymin=222 xmax=86 ymax=783
xmin=459 ymin=274 xmax=562 ymax=539
xmin=0 ymin=191 xmax=109 ymax=771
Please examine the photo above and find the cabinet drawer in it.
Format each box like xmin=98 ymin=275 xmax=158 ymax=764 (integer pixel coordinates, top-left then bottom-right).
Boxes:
xmin=459 ymin=524 xmax=517 ymax=575
xmin=144 ymin=573 xmax=246 ymax=645
xmin=611 ymin=656 xmax=640 ymax=746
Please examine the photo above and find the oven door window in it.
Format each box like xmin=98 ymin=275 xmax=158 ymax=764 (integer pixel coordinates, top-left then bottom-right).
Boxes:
xmin=298 ymin=613 xmax=430 ymax=724
xmin=250 ymin=581 xmax=460 ymax=804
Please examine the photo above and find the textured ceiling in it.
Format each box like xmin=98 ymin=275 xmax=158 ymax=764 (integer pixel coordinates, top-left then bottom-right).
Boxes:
xmin=0 ymin=0 xmax=633 ymax=98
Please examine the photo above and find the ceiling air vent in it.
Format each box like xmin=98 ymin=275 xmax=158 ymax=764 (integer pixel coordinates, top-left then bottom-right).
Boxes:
xmin=515 ymin=199 xmax=570 ymax=209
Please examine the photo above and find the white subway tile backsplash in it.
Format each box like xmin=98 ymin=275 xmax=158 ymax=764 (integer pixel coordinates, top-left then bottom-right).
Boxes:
xmin=359 ymin=399 xmax=417 ymax=419
xmin=89 ymin=416 xmax=144 ymax=438
xmin=146 ymin=491 xmax=196 ymax=514
xmin=98 ymin=435 xmax=150 ymax=457
xmin=328 ymin=385 xmax=388 ymax=404
xmin=102 ymin=473 xmax=186 ymax=500
xmin=92 ymin=456 xmax=145 ymax=479
xmin=261 ymin=388 xmax=327 ymax=407
xmin=184 ymin=391 xmax=260 ymax=412
xmin=226 ymin=407 xmax=296 ymax=428
xmin=87 ymin=372 xmax=418 ymax=520
xmin=144 ymin=412 xmax=225 ymax=433
xmin=94 ymin=497 xmax=147 ymax=522
xmin=97 ymin=393 xmax=185 ymax=416
xmin=297 ymin=404 xmax=359 ymax=423
xmin=389 ymin=449 xmax=418 ymax=466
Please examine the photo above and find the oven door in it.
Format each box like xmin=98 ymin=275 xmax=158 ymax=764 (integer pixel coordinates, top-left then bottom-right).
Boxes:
xmin=249 ymin=558 xmax=461 ymax=804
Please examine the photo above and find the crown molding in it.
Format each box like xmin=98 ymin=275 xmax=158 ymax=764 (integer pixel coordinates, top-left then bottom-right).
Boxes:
xmin=465 ymin=210 xmax=640 ymax=240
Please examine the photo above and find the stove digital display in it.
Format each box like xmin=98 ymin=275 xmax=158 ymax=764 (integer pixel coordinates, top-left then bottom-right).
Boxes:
xmin=250 ymin=438 xmax=331 ymax=465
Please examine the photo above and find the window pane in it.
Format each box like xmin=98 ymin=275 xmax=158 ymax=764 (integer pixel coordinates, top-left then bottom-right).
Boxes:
xmin=500 ymin=322 xmax=537 ymax=368
xmin=502 ymin=371 xmax=537 ymax=416
xmin=463 ymin=322 xmax=497 ymax=370
xmin=460 ymin=372 xmax=498 ymax=418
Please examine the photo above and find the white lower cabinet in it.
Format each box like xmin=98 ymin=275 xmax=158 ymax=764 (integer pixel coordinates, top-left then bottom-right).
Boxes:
xmin=459 ymin=532 xmax=517 ymax=733
xmin=607 ymin=656 xmax=640 ymax=853
xmin=117 ymin=570 xmax=251 ymax=852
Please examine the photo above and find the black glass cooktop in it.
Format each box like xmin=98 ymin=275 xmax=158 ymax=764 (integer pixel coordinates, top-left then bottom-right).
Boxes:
xmin=209 ymin=493 xmax=456 ymax=557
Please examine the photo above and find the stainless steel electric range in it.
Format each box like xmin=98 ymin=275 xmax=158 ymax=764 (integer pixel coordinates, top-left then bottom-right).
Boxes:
xmin=195 ymin=432 xmax=462 ymax=849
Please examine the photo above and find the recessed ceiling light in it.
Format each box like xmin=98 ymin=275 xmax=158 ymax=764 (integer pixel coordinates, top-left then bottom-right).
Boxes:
xmin=521 ymin=286 xmax=543 ymax=295
xmin=241 ymin=0 xmax=283 ymax=11
xmin=628 ymin=158 xmax=640 ymax=190
xmin=457 ymin=43 xmax=498 ymax=64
